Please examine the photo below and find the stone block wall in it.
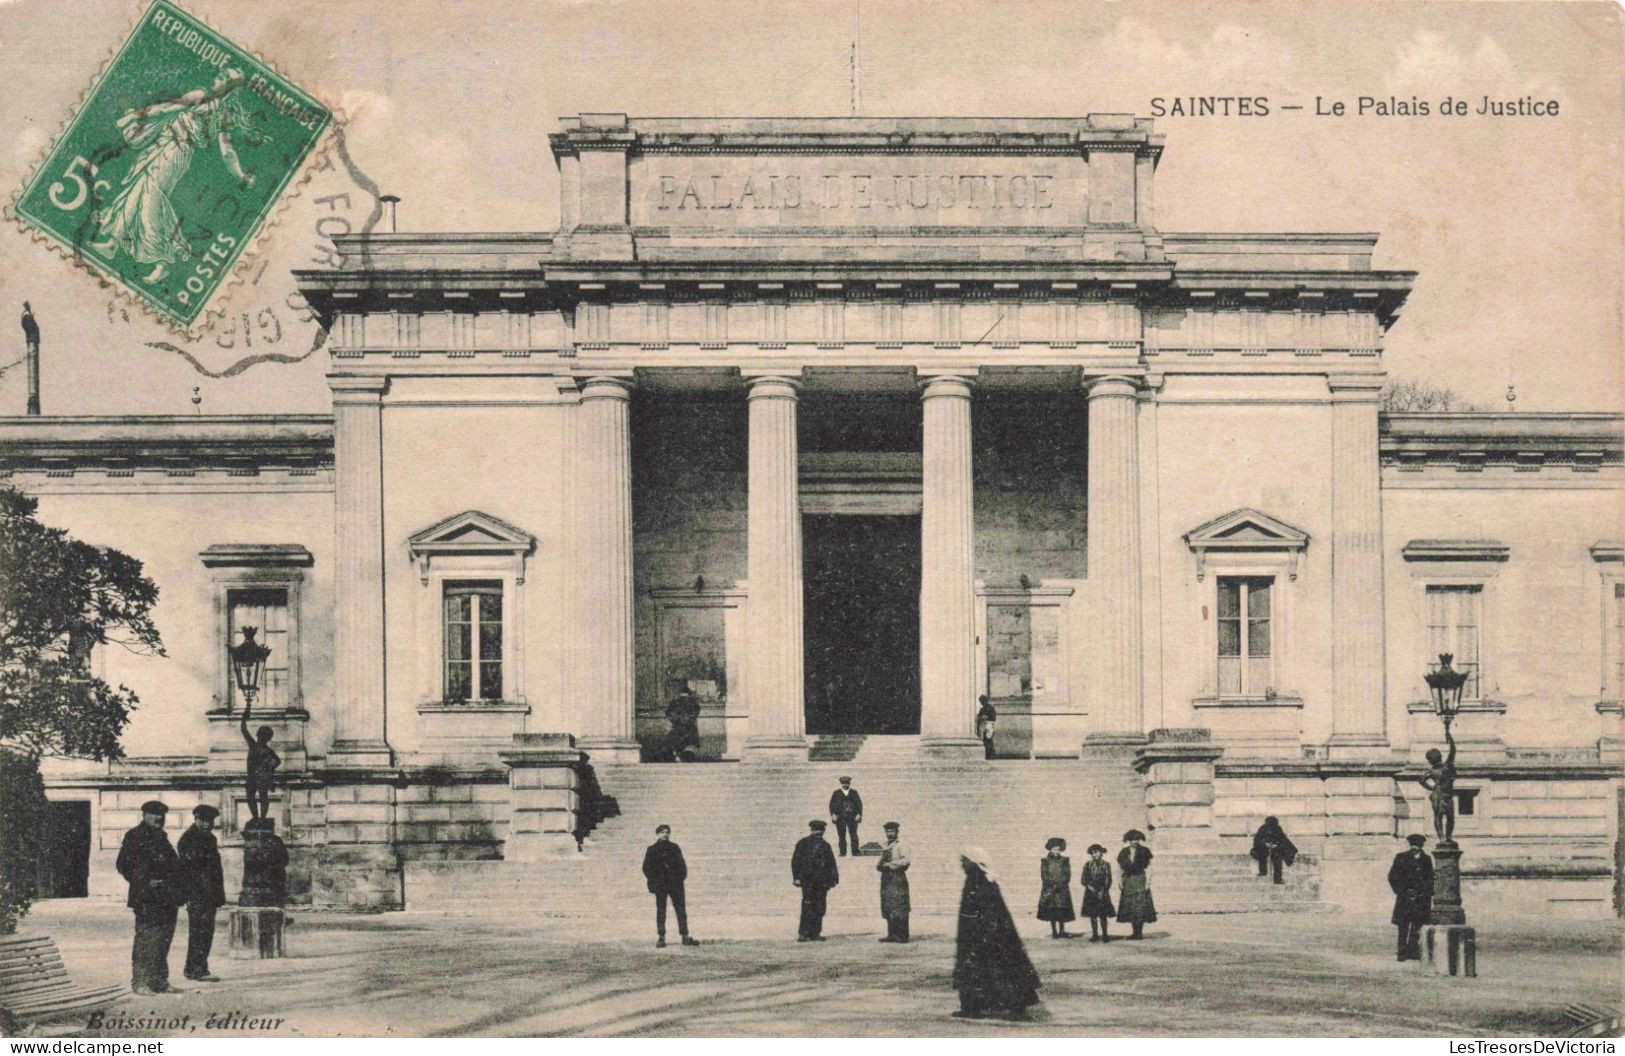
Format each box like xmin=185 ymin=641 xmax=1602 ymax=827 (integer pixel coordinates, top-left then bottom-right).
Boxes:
xmin=973 ymin=393 xmax=1087 ymax=586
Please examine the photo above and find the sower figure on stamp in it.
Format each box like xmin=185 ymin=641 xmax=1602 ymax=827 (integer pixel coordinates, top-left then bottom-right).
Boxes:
xmin=791 ymin=820 xmax=839 ymax=941
xmin=642 ymin=824 xmax=699 ymax=948
xmin=877 ymin=821 xmax=911 ymax=943
xmin=828 ymin=776 xmax=863 ymax=857
xmin=116 ymin=800 xmax=182 ymax=994
xmin=177 ymin=804 xmax=225 ymax=982
xmin=1388 ymin=833 xmax=1434 ymax=961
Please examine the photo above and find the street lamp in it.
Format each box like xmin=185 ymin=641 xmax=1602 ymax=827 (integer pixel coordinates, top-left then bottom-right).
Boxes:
xmin=232 ymin=627 xmax=271 ymax=711
xmin=1420 ymin=651 xmax=1475 ymax=976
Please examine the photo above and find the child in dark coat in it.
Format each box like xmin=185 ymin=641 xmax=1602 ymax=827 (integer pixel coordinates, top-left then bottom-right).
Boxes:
xmin=1036 ymin=837 xmax=1076 ymax=938
xmin=1079 ymin=843 xmax=1115 ymax=942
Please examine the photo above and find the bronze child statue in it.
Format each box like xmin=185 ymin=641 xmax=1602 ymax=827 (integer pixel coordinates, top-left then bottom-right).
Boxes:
xmin=1419 ymin=740 xmax=1457 ymax=842
xmin=241 ymin=704 xmax=281 ymax=822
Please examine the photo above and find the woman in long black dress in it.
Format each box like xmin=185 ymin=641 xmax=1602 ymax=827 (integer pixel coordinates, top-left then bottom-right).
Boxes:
xmin=1115 ymin=829 xmax=1157 ymax=939
xmin=953 ymin=847 xmax=1041 ymax=1020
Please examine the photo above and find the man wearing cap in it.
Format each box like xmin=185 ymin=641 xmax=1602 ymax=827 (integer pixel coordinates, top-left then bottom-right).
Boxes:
xmin=115 ymin=800 xmax=183 ymax=994
xmin=828 ymin=776 xmax=863 ymax=857
xmin=642 ymin=824 xmax=699 ymax=948
xmin=1388 ymin=833 xmax=1435 ymax=961
xmin=877 ymin=821 xmax=911 ymax=943
xmin=791 ymin=820 xmax=839 ymax=941
xmin=178 ymin=805 xmax=226 ymax=982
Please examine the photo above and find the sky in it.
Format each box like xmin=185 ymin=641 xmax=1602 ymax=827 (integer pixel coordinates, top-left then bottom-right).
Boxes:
xmin=0 ymin=0 xmax=1620 ymax=415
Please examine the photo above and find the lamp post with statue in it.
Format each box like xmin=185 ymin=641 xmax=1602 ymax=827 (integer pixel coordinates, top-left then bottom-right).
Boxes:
xmin=1420 ymin=652 xmax=1475 ymax=976
xmin=228 ymin=627 xmax=288 ymax=958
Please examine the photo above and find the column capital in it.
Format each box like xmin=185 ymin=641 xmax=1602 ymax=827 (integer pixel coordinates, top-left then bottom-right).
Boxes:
xmin=1327 ymin=372 xmax=1387 ymax=401
xmin=743 ymin=372 xmax=802 ymax=399
xmin=1083 ymin=373 xmax=1143 ymax=400
xmin=577 ymin=374 xmax=635 ymax=401
xmin=918 ymin=371 xmax=976 ymax=400
xmin=327 ymin=375 xmax=389 ymax=401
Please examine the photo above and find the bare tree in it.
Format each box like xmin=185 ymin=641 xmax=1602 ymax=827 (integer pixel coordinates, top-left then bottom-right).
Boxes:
xmin=1379 ymin=379 xmax=1484 ymax=413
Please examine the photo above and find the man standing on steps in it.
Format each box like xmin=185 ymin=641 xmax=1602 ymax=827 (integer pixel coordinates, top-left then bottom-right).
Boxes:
xmin=642 ymin=824 xmax=699 ymax=948
xmin=792 ymin=820 xmax=839 ymax=941
xmin=829 ymin=776 xmax=863 ymax=856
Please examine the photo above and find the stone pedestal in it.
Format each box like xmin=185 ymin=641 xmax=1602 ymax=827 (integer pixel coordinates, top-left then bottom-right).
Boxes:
xmin=918 ymin=373 xmax=981 ymax=757
xmin=742 ymin=375 xmax=808 ymax=760
xmin=1430 ymin=839 xmax=1467 ymax=925
xmin=501 ymin=733 xmax=586 ymax=860
xmin=1133 ymin=729 xmax=1224 ymax=853
xmin=228 ymin=907 xmax=286 ymax=959
xmin=1425 ymin=924 xmax=1477 ymax=977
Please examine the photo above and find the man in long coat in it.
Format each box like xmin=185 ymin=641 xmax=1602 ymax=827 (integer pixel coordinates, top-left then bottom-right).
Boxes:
xmin=1388 ymin=833 xmax=1434 ymax=961
xmin=642 ymin=824 xmax=699 ymax=948
xmin=115 ymin=800 xmax=182 ymax=993
xmin=828 ymin=776 xmax=863 ymax=856
xmin=177 ymin=804 xmax=226 ymax=982
xmin=791 ymin=820 xmax=839 ymax=941
xmin=877 ymin=821 xmax=911 ymax=943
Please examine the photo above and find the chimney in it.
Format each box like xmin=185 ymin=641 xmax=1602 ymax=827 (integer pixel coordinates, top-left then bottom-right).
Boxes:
xmin=21 ymin=301 xmax=39 ymax=415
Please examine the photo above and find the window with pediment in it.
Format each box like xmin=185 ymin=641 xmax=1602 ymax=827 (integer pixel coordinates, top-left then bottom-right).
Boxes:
xmin=408 ymin=511 xmax=534 ymax=708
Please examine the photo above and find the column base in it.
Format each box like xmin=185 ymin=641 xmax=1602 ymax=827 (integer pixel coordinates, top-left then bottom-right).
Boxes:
xmin=326 ymin=740 xmax=393 ymax=768
xmin=575 ymin=738 xmax=643 ymax=765
xmin=1424 ymin=925 xmax=1477 ymax=977
xmin=917 ymin=736 xmax=982 ymax=759
xmin=741 ymin=736 xmax=808 ymax=762
xmin=1324 ymin=734 xmax=1391 ymax=761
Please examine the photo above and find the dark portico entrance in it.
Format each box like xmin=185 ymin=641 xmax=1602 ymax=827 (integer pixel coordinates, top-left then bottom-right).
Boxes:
xmin=803 ymin=514 xmax=921 ymax=734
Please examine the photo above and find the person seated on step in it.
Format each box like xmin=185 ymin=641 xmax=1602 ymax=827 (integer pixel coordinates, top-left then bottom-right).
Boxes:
xmin=663 ymin=684 xmax=702 ymax=763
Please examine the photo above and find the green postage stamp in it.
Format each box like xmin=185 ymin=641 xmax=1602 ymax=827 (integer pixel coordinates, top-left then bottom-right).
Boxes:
xmin=11 ymin=1 xmax=332 ymax=329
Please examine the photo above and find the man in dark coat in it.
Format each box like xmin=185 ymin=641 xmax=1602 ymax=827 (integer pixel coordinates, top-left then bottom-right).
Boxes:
xmin=791 ymin=820 xmax=840 ymax=941
xmin=642 ymin=824 xmax=698 ymax=948
xmin=1388 ymin=833 xmax=1434 ymax=961
xmin=177 ymin=804 xmax=226 ymax=982
xmin=828 ymin=776 xmax=863 ymax=856
xmin=1250 ymin=815 xmax=1298 ymax=885
xmin=953 ymin=847 xmax=1040 ymax=1019
xmin=115 ymin=800 xmax=183 ymax=993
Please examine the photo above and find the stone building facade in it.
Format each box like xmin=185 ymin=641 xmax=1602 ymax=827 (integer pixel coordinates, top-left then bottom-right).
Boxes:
xmin=6 ymin=116 xmax=1620 ymax=916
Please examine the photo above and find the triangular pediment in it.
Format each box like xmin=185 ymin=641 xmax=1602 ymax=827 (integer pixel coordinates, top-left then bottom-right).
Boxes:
xmin=409 ymin=510 xmax=535 ymax=554
xmin=1183 ymin=508 xmax=1309 ymax=550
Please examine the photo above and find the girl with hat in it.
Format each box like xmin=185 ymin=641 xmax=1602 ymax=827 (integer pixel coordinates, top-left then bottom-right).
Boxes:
xmin=1079 ymin=843 xmax=1115 ymax=942
xmin=1116 ymin=829 xmax=1157 ymax=939
xmin=1036 ymin=837 xmax=1076 ymax=938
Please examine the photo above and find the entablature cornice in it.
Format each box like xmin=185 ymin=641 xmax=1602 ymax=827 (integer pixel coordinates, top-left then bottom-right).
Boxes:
xmin=0 ymin=415 xmax=334 ymax=479
xmin=1380 ymin=412 xmax=1623 ymax=476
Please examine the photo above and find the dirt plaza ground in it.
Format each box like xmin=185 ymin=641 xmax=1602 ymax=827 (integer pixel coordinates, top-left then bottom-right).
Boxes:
xmin=17 ymin=898 xmax=1622 ymax=1038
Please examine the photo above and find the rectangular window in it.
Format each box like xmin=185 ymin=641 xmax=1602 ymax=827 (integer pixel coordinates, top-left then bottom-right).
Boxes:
xmin=1426 ymin=585 xmax=1482 ymax=700
xmin=444 ymin=581 xmax=503 ymax=703
xmin=1611 ymin=582 xmax=1624 ymax=701
xmin=228 ymin=589 xmax=289 ymax=710
xmin=1217 ymin=576 xmax=1273 ymax=696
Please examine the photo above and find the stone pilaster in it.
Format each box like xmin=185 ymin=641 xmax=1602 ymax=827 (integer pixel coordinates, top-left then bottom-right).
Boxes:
xmin=501 ymin=733 xmax=586 ymax=861
xmin=743 ymin=374 xmax=807 ymax=759
xmin=1084 ymin=374 xmax=1145 ymax=745
xmin=576 ymin=376 xmax=641 ymax=763
xmin=919 ymin=372 xmax=980 ymax=755
xmin=329 ymin=375 xmax=391 ymax=766
xmin=1328 ymin=374 xmax=1389 ymax=757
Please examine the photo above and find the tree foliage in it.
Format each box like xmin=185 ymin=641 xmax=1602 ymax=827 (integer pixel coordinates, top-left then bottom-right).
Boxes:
xmin=1379 ymin=379 xmax=1485 ymax=413
xmin=0 ymin=486 xmax=164 ymax=762
xmin=0 ymin=485 xmax=164 ymax=933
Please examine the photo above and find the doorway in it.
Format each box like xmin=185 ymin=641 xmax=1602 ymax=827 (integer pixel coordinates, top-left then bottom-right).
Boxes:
xmin=35 ymin=800 xmax=90 ymax=899
xmin=803 ymin=514 xmax=920 ymax=734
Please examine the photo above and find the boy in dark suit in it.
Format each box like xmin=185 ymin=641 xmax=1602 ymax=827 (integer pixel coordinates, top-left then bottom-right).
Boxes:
xmin=642 ymin=824 xmax=699 ymax=948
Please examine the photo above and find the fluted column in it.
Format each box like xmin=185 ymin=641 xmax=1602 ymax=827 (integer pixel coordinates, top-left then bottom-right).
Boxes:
xmin=743 ymin=374 xmax=807 ymax=760
xmin=1327 ymin=374 xmax=1389 ymax=756
xmin=577 ymin=376 xmax=641 ymax=763
xmin=919 ymin=372 xmax=981 ymax=755
xmin=329 ymin=375 xmax=392 ymax=766
xmin=1084 ymin=374 xmax=1145 ymax=745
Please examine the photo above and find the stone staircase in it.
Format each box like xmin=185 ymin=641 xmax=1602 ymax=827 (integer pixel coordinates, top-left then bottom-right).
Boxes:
xmin=405 ymin=758 xmax=1323 ymax=918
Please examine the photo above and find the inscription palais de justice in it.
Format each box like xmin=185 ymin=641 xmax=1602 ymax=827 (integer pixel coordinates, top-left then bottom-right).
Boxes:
xmin=656 ymin=172 xmax=1061 ymax=212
